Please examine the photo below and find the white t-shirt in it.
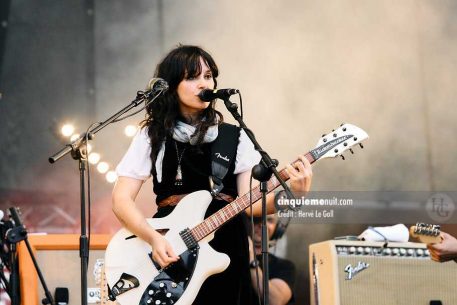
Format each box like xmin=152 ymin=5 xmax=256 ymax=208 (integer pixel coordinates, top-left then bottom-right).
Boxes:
xmin=116 ymin=127 xmax=261 ymax=181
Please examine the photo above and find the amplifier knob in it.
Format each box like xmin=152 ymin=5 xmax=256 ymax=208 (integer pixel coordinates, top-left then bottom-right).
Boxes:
xmin=349 ymin=246 xmax=356 ymax=254
xmin=383 ymin=248 xmax=392 ymax=255
xmin=364 ymin=247 xmax=371 ymax=255
xmin=416 ymin=249 xmax=424 ymax=256
xmin=424 ymin=249 xmax=430 ymax=257
xmin=392 ymin=248 xmax=399 ymax=255
xmin=357 ymin=247 xmax=364 ymax=254
xmin=399 ymin=248 xmax=406 ymax=256
xmin=407 ymin=249 xmax=414 ymax=256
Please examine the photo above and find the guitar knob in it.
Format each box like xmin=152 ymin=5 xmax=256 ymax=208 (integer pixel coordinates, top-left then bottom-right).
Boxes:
xmin=159 ymin=283 xmax=165 ymax=288
xmin=171 ymin=282 xmax=177 ymax=288
xmin=166 ymin=293 xmax=172 ymax=298
xmin=148 ymin=290 xmax=154 ymax=295
xmin=155 ymin=300 xmax=161 ymax=305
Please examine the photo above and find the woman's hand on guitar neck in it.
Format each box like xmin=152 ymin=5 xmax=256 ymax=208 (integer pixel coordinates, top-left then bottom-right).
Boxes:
xmin=427 ymin=232 xmax=457 ymax=263
xmin=286 ymin=155 xmax=313 ymax=195
xmin=150 ymin=231 xmax=180 ymax=268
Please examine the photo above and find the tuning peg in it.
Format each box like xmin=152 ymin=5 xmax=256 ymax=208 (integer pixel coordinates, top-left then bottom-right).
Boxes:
xmin=340 ymin=123 xmax=345 ymax=126
xmin=322 ymin=134 xmax=326 ymax=137
xmin=349 ymin=148 xmax=354 ymax=154
xmin=359 ymin=143 xmax=364 ymax=149
xmin=340 ymin=155 xmax=345 ymax=160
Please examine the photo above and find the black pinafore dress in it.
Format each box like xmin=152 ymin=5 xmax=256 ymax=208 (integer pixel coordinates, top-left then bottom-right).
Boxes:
xmin=151 ymin=132 xmax=252 ymax=305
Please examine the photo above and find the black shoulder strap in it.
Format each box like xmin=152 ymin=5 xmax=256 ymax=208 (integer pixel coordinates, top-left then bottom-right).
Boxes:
xmin=210 ymin=123 xmax=240 ymax=196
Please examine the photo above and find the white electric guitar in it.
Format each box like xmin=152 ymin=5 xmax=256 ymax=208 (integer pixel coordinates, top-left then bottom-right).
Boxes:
xmin=104 ymin=123 xmax=369 ymax=305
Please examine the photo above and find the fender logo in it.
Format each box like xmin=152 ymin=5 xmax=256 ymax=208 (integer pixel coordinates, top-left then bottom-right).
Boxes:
xmin=215 ymin=153 xmax=230 ymax=162
xmin=344 ymin=261 xmax=369 ymax=280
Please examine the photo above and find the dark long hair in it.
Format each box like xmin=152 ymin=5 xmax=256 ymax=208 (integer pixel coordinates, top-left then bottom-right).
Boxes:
xmin=143 ymin=45 xmax=223 ymax=175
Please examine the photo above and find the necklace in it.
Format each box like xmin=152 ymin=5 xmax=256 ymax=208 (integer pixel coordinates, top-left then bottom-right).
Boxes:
xmin=174 ymin=141 xmax=186 ymax=186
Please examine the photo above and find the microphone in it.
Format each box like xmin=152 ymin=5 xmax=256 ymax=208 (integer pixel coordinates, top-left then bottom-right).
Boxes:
xmin=146 ymin=78 xmax=169 ymax=93
xmin=198 ymin=88 xmax=239 ymax=101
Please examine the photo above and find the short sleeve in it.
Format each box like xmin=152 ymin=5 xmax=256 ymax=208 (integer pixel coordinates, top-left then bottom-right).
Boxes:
xmin=115 ymin=127 xmax=152 ymax=180
xmin=234 ymin=129 xmax=261 ymax=174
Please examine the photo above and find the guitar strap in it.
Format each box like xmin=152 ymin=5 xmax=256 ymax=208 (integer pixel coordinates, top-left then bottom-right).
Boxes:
xmin=210 ymin=123 xmax=240 ymax=197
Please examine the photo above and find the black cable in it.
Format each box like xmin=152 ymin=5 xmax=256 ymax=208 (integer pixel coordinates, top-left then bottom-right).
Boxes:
xmin=238 ymin=92 xmax=243 ymax=120
xmin=248 ymin=174 xmax=262 ymax=305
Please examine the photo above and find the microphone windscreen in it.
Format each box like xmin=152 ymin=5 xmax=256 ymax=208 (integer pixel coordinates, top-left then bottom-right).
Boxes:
xmin=198 ymin=89 xmax=214 ymax=102
xmin=146 ymin=78 xmax=169 ymax=92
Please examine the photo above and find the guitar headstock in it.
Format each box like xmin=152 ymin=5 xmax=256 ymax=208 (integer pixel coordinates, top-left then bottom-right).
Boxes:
xmin=93 ymin=259 xmax=119 ymax=305
xmin=409 ymin=223 xmax=442 ymax=244
xmin=311 ymin=123 xmax=369 ymax=161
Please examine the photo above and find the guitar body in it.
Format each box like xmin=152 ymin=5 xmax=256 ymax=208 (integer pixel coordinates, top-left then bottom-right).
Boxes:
xmin=105 ymin=191 xmax=230 ymax=305
xmin=105 ymin=123 xmax=369 ymax=305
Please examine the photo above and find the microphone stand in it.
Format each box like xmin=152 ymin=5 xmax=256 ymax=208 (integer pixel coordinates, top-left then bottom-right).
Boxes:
xmin=7 ymin=207 xmax=54 ymax=305
xmin=221 ymin=97 xmax=295 ymax=305
xmin=48 ymin=89 xmax=164 ymax=305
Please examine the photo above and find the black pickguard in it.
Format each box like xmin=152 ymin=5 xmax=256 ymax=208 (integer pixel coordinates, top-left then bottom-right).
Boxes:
xmin=139 ymin=246 xmax=199 ymax=305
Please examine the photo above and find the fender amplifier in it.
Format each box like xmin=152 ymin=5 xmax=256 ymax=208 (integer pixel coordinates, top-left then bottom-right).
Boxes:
xmin=18 ymin=234 xmax=111 ymax=305
xmin=309 ymin=240 xmax=457 ymax=305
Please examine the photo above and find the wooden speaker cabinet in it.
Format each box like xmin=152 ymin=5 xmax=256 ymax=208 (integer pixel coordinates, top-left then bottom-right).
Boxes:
xmin=309 ymin=240 xmax=457 ymax=305
xmin=18 ymin=234 xmax=111 ymax=305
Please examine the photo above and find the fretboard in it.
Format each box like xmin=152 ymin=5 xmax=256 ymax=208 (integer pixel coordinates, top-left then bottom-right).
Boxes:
xmin=190 ymin=152 xmax=316 ymax=242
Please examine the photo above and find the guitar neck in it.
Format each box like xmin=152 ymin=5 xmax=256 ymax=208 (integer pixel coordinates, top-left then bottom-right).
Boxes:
xmin=190 ymin=151 xmax=316 ymax=242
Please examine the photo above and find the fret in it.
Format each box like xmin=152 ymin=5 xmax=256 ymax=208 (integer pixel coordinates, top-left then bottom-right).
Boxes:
xmin=208 ymin=217 xmax=216 ymax=230
xmin=270 ymin=175 xmax=278 ymax=188
xmin=215 ymin=212 xmax=223 ymax=224
xmin=220 ymin=208 xmax=229 ymax=221
xmin=191 ymin=226 xmax=201 ymax=240
xmin=211 ymin=215 xmax=219 ymax=228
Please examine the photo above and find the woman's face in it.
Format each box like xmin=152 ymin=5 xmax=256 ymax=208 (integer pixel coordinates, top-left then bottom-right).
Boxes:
xmin=177 ymin=57 xmax=215 ymax=120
